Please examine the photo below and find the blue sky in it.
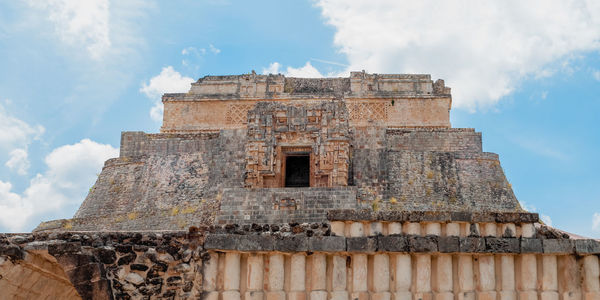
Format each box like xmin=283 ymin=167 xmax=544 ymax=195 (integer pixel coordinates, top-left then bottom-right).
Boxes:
xmin=0 ymin=0 xmax=599 ymax=236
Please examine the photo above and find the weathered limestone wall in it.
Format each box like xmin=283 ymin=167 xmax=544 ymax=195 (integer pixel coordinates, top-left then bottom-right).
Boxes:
xmin=6 ymin=214 xmax=600 ymax=300
xmin=217 ymin=188 xmax=359 ymax=225
xmin=57 ymin=130 xmax=246 ymax=231
xmin=161 ymin=72 xmax=452 ymax=133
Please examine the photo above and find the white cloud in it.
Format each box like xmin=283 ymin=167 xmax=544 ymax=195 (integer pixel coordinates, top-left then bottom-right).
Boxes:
xmin=5 ymin=149 xmax=30 ymax=175
xmin=263 ymin=62 xmax=282 ymax=75
xmin=262 ymin=61 xmax=324 ymax=78
xmin=0 ymin=103 xmax=45 ymax=151
xmin=140 ymin=66 xmax=195 ymax=122
xmin=209 ymin=44 xmax=221 ymax=54
xmin=593 ymin=213 xmax=600 ymax=231
xmin=0 ymin=139 xmax=118 ymax=232
xmin=541 ymin=214 xmax=553 ymax=227
xmin=26 ymin=0 xmax=111 ymax=60
xmin=593 ymin=70 xmax=600 ymax=81
xmin=316 ymin=0 xmax=600 ymax=110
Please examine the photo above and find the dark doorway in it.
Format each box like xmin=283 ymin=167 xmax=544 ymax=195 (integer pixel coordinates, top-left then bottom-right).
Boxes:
xmin=285 ymin=155 xmax=310 ymax=187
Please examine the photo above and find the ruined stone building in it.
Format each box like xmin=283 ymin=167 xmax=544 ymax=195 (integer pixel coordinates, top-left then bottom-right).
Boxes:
xmin=1 ymin=72 xmax=599 ymax=299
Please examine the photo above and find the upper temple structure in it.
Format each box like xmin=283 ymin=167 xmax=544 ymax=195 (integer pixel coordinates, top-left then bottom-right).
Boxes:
xmin=36 ymin=71 xmax=517 ymax=231
xmin=3 ymin=72 xmax=598 ymax=300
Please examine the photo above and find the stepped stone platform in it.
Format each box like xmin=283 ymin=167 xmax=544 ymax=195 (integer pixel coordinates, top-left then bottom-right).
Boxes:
xmin=1 ymin=72 xmax=598 ymax=299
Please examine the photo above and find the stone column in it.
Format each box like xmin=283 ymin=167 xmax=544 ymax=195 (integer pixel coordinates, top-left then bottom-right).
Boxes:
xmin=516 ymin=254 xmax=537 ymax=300
xmin=520 ymin=224 xmax=535 ymax=238
xmin=404 ymin=222 xmax=421 ymax=235
xmin=310 ymin=254 xmax=327 ymax=300
xmin=425 ymin=223 xmax=441 ymax=236
xmin=267 ymin=254 xmax=285 ymax=300
xmin=393 ymin=254 xmax=411 ymax=300
xmin=352 ymin=254 xmax=368 ymax=300
xmin=583 ymin=255 xmax=600 ymax=300
xmin=433 ymin=254 xmax=453 ymax=300
xmin=540 ymin=255 xmax=558 ymax=300
xmin=557 ymin=255 xmax=581 ymax=300
xmin=246 ymin=254 xmax=264 ymax=300
xmin=349 ymin=222 xmax=364 ymax=237
xmin=372 ymin=254 xmax=391 ymax=300
xmin=482 ymin=223 xmax=497 ymax=237
xmin=388 ymin=222 xmax=402 ymax=235
xmin=289 ymin=254 xmax=306 ymax=300
xmin=331 ymin=255 xmax=348 ymax=300
xmin=203 ymin=252 xmax=219 ymax=300
xmin=477 ymin=256 xmax=496 ymax=300
xmin=445 ymin=223 xmax=460 ymax=237
xmin=499 ymin=255 xmax=516 ymax=300
xmin=223 ymin=252 xmax=241 ymax=300
xmin=457 ymin=255 xmax=475 ymax=300
xmin=414 ymin=254 xmax=432 ymax=300
xmin=331 ymin=222 xmax=345 ymax=237
xmin=370 ymin=222 xmax=384 ymax=236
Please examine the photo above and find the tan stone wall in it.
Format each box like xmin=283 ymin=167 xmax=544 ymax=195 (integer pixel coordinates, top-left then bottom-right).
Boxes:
xmin=201 ymin=250 xmax=600 ymax=300
xmin=0 ymin=251 xmax=80 ymax=299
xmin=161 ymin=98 xmax=450 ymax=133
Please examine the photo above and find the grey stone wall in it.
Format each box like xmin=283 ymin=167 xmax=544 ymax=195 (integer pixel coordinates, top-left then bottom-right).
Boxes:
xmin=217 ymin=187 xmax=358 ymax=224
xmin=73 ymin=130 xmax=247 ymax=227
xmin=386 ymin=128 xmax=482 ymax=152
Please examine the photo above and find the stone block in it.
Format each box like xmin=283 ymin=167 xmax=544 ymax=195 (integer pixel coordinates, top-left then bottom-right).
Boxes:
xmin=288 ymin=292 xmax=306 ymax=300
xmin=266 ymin=291 xmax=286 ymax=300
xmin=485 ymin=238 xmax=520 ymax=253
xmin=459 ymin=237 xmax=485 ymax=252
xmin=520 ymin=238 xmax=542 ymax=253
xmin=204 ymin=234 xmax=237 ymax=250
xmin=393 ymin=292 xmax=411 ymax=300
xmin=445 ymin=223 xmax=460 ymax=237
xmin=378 ymin=236 xmax=408 ymax=252
xmin=408 ymin=236 xmax=438 ymax=252
xmin=499 ymin=291 xmax=516 ymax=300
xmin=331 ymin=221 xmax=346 ymax=236
xmin=521 ymin=224 xmax=535 ymax=238
xmin=350 ymin=292 xmax=369 ymax=300
xmin=308 ymin=236 xmax=345 ymax=252
xmin=273 ymin=236 xmax=308 ymax=252
xmin=245 ymin=291 xmax=265 ymax=300
xmin=540 ymin=291 xmax=559 ymax=300
xmin=388 ymin=222 xmax=402 ymax=235
xmin=433 ymin=292 xmax=453 ymax=300
xmin=518 ymin=291 xmax=538 ymax=300
xmin=585 ymin=292 xmax=600 ymax=300
xmin=310 ymin=291 xmax=327 ymax=300
xmin=576 ymin=240 xmax=600 ymax=254
xmin=236 ymin=235 xmax=274 ymax=251
xmin=543 ymin=239 xmax=574 ymax=254
xmin=438 ymin=236 xmax=459 ymax=253
xmin=372 ymin=292 xmax=391 ymax=300
xmin=202 ymin=291 xmax=220 ymax=300
xmin=347 ymin=237 xmax=377 ymax=252
xmin=48 ymin=242 xmax=82 ymax=255
xmin=457 ymin=292 xmax=475 ymax=300
xmin=223 ymin=291 xmax=241 ymax=300
xmin=476 ymin=292 xmax=497 ymax=300
xmin=331 ymin=291 xmax=349 ymax=300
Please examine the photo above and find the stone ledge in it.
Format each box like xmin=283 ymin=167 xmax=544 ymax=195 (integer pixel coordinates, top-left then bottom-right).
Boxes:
xmin=327 ymin=210 xmax=539 ymax=224
xmin=201 ymin=233 xmax=593 ymax=254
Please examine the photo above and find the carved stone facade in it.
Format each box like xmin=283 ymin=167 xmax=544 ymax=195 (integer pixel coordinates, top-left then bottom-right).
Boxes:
xmin=245 ymin=101 xmax=350 ymax=188
xmin=5 ymin=72 xmax=594 ymax=299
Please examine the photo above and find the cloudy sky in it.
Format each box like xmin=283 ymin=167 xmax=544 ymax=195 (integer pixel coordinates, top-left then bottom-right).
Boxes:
xmin=0 ymin=0 xmax=599 ymax=236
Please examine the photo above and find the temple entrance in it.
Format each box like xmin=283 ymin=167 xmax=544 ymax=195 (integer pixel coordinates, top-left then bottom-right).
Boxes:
xmin=284 ymin=155 xmax=310 ymax=187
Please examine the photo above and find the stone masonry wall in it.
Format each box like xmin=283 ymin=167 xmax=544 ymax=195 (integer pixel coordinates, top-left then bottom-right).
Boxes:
xmin=5 ymin=215 xmax=600 ymax=300
xmin=70 ymin=130 xmax=247 ymax=229
xmin=216 ymin=188 xmax=358 ymax=225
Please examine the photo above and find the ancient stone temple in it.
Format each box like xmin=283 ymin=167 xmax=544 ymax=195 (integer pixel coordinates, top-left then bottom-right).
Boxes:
xmin=1 ymin=72 xmax=599 ymax=299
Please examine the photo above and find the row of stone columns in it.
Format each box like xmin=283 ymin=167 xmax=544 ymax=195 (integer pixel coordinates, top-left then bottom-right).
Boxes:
xmin=202 ymin=252 xmax=600 ymax=300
